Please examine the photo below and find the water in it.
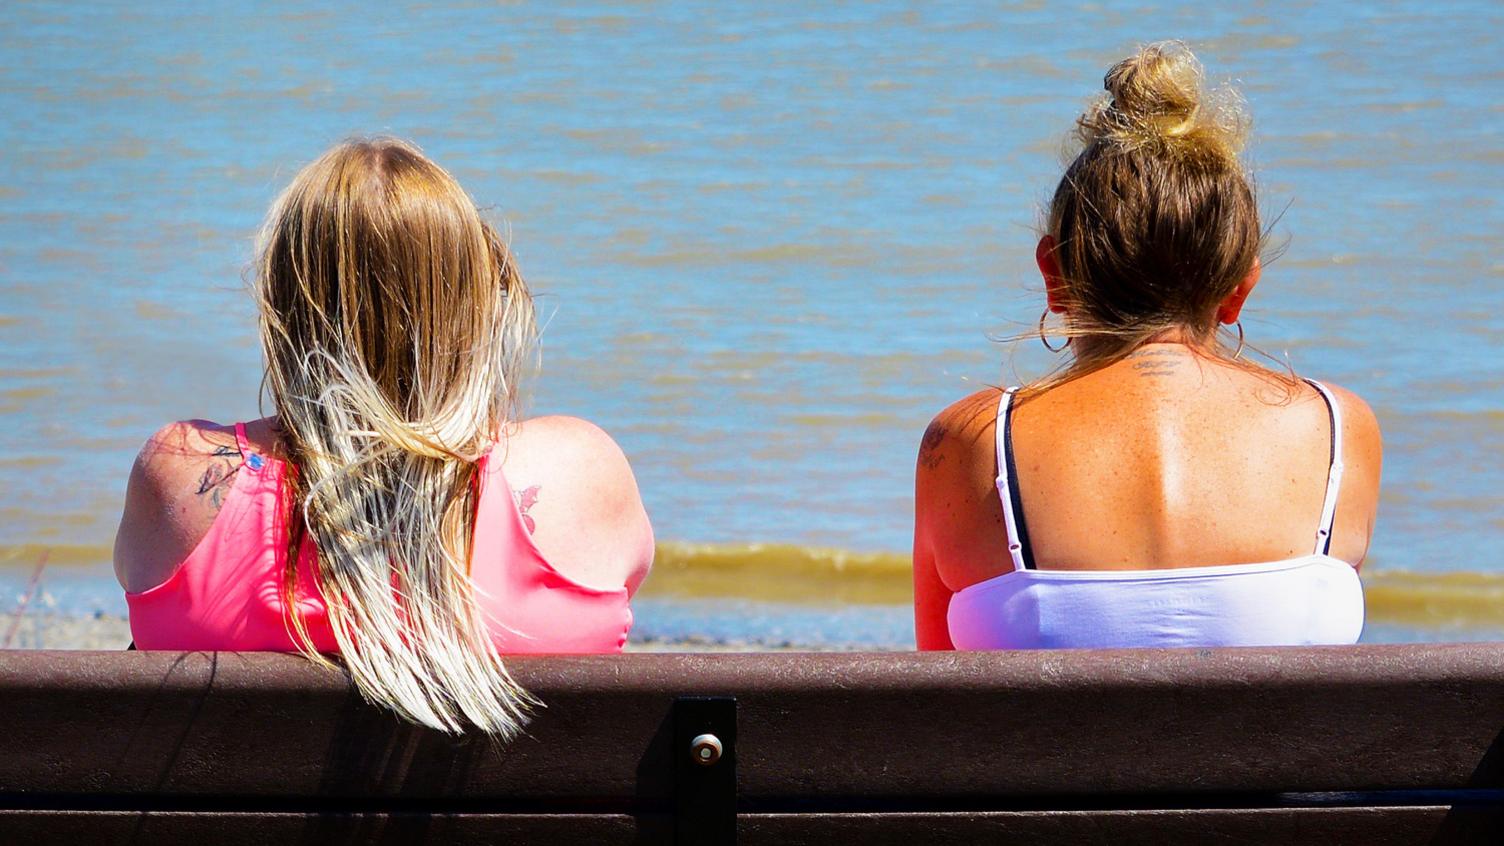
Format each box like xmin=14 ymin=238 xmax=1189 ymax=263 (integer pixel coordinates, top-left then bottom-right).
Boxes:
xmin=1 ymin=1 xmax=1501 ymax=645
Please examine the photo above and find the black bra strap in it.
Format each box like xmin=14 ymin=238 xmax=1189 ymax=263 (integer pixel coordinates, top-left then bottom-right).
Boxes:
xmin=1001 ymin=391 xmax=1036 ymax=570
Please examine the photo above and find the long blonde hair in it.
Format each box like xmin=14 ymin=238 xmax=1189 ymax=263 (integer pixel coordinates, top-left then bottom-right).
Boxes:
xmin=254 ymin=138 xmax=538 ymax=735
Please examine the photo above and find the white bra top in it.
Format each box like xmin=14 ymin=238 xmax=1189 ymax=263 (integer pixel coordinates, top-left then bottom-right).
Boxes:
xmin=946 ymin=379 xmax=1364 ymax=650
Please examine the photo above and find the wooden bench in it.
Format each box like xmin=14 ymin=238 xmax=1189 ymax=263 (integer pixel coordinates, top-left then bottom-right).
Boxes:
xmin=3 ymin=644 xmax=1503 ymax=844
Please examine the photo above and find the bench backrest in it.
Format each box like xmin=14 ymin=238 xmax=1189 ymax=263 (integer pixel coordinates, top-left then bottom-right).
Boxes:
xmin=3 ymin=645 xmax=1503 ymax=843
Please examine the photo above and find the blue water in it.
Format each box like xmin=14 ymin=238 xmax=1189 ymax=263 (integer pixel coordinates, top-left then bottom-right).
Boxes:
xmin=1 ymin=2 xmax=1501 ymax=644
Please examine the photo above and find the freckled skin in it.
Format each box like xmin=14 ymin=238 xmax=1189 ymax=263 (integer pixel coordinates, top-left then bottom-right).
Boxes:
xmin=913 ymin=346 xmax=1383 ymax=650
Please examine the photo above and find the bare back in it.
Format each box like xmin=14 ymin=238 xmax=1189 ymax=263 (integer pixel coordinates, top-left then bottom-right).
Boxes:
xmin=1011 ymin=348 xmax=1379 ymax=570
xmin=913 ymin=345 xmax=1382 ymax=648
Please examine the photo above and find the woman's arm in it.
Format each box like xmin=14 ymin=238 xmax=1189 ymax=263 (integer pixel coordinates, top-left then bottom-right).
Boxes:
xmin=913 ymin=416 xmax=956 ymax=650
xmin=1324 ymin=383 xmax=1384 ymax=570
xmin=913 ymin=536 xmax=955 ymax=650
xmin=912 ymin=389 xmax=1010 ymax=649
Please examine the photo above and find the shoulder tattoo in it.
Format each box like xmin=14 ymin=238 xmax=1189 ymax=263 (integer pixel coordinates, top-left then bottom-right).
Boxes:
xmin=918 ymin=419 xmax=947 ymax=470
xmin=193 ymin=444 xmax=242 ymax=511
xmin=512 ymin=485 xmax=541 ymax=534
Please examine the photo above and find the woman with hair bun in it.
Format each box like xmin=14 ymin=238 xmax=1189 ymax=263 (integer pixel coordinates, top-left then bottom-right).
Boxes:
xmin=113 ymin=138 xmax=654 ymax=735
xmin=913 ymin=43 xmax=1382 ymax=650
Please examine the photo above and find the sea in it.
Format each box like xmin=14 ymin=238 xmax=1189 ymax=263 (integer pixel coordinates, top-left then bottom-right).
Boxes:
xmin=1 ymin=1 xmax=1501 ymax=648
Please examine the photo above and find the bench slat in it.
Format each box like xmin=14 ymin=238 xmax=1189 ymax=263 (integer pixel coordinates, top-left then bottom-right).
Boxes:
xmin=0 ymin=811 xmax=650 ymax=843
xmin=0 ymin=807 xmax=1497 ymax=845
xmin=741 ymin=807 xmax=1504 ymax=845
xmin=2 ymin=645 xmax=1502 ymax=802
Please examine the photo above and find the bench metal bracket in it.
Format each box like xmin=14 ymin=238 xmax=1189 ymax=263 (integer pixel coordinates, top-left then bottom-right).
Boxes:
xmin=674 ymin=695 xmax=737 ymax=845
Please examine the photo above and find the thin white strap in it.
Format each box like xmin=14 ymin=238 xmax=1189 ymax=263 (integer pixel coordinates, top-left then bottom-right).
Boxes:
xmin=1305 ymin=379 xmax=1345 ymax=555
xmin=994 ymin=388 xmax=1027 ymax=572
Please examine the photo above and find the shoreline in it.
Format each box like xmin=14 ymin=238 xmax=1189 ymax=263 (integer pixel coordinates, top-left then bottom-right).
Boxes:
xmin=7 ymin=610 xmax=1504 ymax=653
xmin=10 ymin=543 xmax=1504 ymax=633
xmin=0 ymin=612 xmax=838 ymax=653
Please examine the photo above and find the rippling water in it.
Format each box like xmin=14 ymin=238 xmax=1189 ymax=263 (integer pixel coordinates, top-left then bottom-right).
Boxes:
xmin=1 ymin=1 xmax=1501 ymax=644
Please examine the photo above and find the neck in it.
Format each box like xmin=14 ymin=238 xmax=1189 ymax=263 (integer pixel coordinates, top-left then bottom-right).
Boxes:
xmin=1066 ymin=323 xmax=1220 ymax=364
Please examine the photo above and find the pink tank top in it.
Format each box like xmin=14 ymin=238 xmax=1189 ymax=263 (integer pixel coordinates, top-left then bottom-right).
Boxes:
xmin=126 ymin=423 xmax=632 ymax=653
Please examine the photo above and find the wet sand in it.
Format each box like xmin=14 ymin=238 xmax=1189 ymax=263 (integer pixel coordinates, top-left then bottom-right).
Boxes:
xmin=2 ymin=612 xmax=132 ymax=651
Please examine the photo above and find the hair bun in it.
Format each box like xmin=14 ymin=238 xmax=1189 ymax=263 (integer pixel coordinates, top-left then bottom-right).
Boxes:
xmin=1077 ymin=41 xmax=1248 ymax=166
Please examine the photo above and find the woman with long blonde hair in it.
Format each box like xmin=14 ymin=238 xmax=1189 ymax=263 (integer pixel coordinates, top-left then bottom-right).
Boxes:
xmin=114 ymin=138 xmax=653 ymax=735
xmin=913 ymin=43 xmax=1382 ymax=650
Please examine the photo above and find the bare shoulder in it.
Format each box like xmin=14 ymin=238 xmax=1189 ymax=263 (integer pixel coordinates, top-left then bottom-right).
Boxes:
xmin=508 ymin=414 xmax=626 ymax=460
xmin=1303 ymin=380 xmax=1382 ymax=568
xmin=917 ymin=388 xmax=1004 ymax=476
xmin=114 ymin=419 xmax=244 ymax=593
xmin=914 ymin=388 xmax=1005 ymax=543
xmin=1301 ymin=379 xmax=1383 ymax=472
xmin=504 ymin=415 xmax=643 ymax=496
xmin=915 ymin=388 xmax=1016 ymax=594
xmin=1318 ymin=381 xmax=1382 ymax=442
xmin=136 ymin=419 xmax=238 ymax=474
xmin=913 ymin=393 xmax=1002 ymax=650
xmin=499 ymin=415 xmax=654 ymax=594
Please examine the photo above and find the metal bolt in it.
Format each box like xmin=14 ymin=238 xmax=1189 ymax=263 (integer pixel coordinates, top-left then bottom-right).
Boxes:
xmin=690 ymin=733 xmax=722 ymax=766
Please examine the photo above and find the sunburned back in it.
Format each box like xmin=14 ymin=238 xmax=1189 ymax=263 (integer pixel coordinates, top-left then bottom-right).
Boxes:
xmin=1009 ymin=347 xmax=1361 ymax=571
xmin=913 ymin=345 xmax=1383 ymax=649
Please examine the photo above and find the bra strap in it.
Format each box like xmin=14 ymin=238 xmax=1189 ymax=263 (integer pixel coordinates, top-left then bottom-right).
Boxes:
xmin=1304 ymin=379 xmax=1345 ymax=555
xmin=994 ymin=388 xmax=1032 ymax=571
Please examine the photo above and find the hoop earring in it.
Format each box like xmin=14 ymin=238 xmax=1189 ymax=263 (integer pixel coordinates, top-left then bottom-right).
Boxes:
xmin=1231 ymin=321 xmax=1245 ymax=360
xmin=1038 ymin=308 xmax=1067 ymax=353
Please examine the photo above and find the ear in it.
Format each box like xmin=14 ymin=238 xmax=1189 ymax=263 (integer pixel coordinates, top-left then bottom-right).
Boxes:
xmin=1216 ymin=255 xmax=1261 ymax=325
xmin=1036 ymin=235 xmax=1067 ymax=314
